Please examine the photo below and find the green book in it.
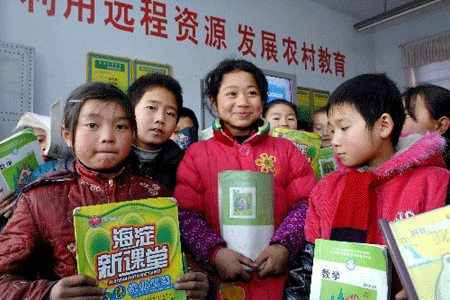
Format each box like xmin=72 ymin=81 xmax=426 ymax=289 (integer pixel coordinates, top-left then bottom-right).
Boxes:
xmin=0 ymin=128 xmax=44 ymax=194
xmin=316 ymin=147 xmax=338 ymax=179
xmin=73 ymin=197 xmax=186 ymax=300
xmin=218 ymin=170 xmax=274 ymax=267
xmin=310 ymin=239 xmax=391 ymax=300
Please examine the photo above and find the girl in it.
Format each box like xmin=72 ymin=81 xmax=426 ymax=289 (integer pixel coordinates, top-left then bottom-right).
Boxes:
xmin=263 ymin=99 xmax=299 ymax=133
xmin=0 ymin=82 xmax=209 ymax=300
xmin=402 ymin=84 xmax=450 ymax=168
xmin=174 ymin=59 xmax=317 ymax=299
xmin=310 ymin=106 xmax=332 ymax=148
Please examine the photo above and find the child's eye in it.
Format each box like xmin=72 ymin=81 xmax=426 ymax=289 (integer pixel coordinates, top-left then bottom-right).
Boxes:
xmin=146 ymin=105 xmax=156 ymax=110
xmin=288 ymin=117 xmax=297 ymax=121
xmin=86 ymin=123 xmax=98 ymax=129
xmin=116 ymin=124 xmax=129 ymax=130
xmin=226 ymin=91 xmax=237 ymax=97
xmin=248 ymin=90 xmax=260 ymax=96
xmin=342 ymin=126 xmax=349 ymax=131
xmin=167 ymin=111 xmax=176 ymax=117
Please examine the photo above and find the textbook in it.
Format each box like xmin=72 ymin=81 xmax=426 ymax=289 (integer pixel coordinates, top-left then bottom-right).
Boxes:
xmin=73 ymin=197 xmax=186 ymax=300
xmin=378 ymin=205 xmax=450 ymax=300
xmin=218 ymin=170 xmax=274 ymax=270
xmin=0 ymin=128 xmax=44 ymax=195
xmin=271 ymin=128 xmax=321 ymax=175
xmin=310 ymin=239 xmax=391 ymax=300
xmin=316 ymin=147 xmax=338 ymax=179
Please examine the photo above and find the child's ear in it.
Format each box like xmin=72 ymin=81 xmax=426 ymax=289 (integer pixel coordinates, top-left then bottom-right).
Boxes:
xmin=378 ymin=113 xmax=394 ymax=139
xmin=209 ymin=96 xmax=218 ymax=112
xmin=436 ymin=116 xmax=450 ymax=135
xmin=61 ymin=125 xmax=73 ymax=148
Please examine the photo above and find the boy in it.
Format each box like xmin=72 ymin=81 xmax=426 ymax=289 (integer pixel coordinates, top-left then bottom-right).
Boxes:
xmin=310 ymin=106 xmax=332 ymax=148
xmin=127 ymin=73 xmax=185 ymax=192
xmin=305 ymin=73 xmax=450 ymax=245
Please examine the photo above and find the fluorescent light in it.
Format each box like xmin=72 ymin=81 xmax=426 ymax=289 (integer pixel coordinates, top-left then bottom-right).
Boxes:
xmin=354 ymin=0 xmax=443 ymax=32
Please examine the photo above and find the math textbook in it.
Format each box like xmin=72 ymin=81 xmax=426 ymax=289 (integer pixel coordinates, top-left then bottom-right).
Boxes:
xmin=310 ymin=239 xmax=391 ymax=300
xmin=0 ymin=128 xmax=44 ymax=195
xmin=73 ymin=197 xmax=186 ymax=300
xmin=379 ymin=205 xmax=450 ymax=300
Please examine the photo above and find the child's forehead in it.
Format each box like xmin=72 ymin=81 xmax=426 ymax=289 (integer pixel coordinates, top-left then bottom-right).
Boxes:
xmin=328 ymin=103 xmax=362 ymax=120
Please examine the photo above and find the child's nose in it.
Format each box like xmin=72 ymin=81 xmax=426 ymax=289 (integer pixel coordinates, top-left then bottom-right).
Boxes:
xmin=154 ymin=109 xmax=166 ymax=124
xmin=100 ymin=127 xmax=115 ymax=142
xmin=236 ymin=93 xmax=250 ymax=106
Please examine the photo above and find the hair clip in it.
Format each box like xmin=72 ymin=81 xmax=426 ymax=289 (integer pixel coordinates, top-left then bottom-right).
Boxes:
xmin=67 ymin=99 xmax=83 ymax=103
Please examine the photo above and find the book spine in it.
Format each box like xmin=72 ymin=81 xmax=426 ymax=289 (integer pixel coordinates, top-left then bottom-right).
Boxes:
xmin=378 ymin=218 xmax=419 ymax=300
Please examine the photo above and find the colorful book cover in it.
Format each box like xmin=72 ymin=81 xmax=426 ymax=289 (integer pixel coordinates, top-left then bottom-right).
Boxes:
xmin=73 ymin=197 xmax=186 ymax=300
xmin=271 ymin=128 xmax=321 ymax=175
xmin=379 ymin=205 xmax=450 ymax=300
xmin=0 ymin=128 xmax=44 ymax=195
xmin=218 ymin=171 xmax=274 ymax=268
xmin=316 ymin=147 xmax=338 ymax=179
xmin=310 ymin=239 xmax=391 ymax=300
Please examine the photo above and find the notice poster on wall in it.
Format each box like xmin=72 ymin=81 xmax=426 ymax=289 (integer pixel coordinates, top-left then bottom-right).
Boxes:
xmin=133 ymin=60 xmax=172 ymax=81
xmin=297 ymin=87 xmax=311 ymax=122
xmin=87 ymin=52 xmax=132 ymax=93
xmin=312 ymin=89 xmax=330 ymax=112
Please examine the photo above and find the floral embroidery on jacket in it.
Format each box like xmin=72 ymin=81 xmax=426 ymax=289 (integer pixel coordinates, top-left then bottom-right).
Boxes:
xmin=255 ymin=153 xmax=276 ymax=173
xmin=140 ymin=182 xmax=161 ymax=196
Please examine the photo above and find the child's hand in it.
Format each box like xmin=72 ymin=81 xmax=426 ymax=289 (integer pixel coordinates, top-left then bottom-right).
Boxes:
xmin=255 ymin=244 xmax=289 ymax=279
xmin=0 ymin=188 xmax=16 ymax=218
xmin=214 ymin=248 xmax=257 ymax=282
xmin=395 ymin=289 xmax=408 ymax=300
xmin=49 ymin=275 xmax=105 ymax=300
xmin=174 ymin=271 xmax=209 ymax=300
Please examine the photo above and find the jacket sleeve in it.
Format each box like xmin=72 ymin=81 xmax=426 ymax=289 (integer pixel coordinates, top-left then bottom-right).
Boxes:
xmin=285 ymin=142 xmax=318 ymax=208
xmin=174 ymin=146 xmax=226 ymax=270
xmin=0 ymin=193 xmax=56 ymax=300
xmin=304 ymin=182 xmax=322 ymax=244
xmin=179 ymin=210 xmax=226 ymax=271
xmin=270 ymin=200 xmax=308 ymax=263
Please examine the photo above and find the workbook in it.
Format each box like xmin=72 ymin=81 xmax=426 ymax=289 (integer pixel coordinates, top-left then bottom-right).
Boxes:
xmin=379 ymin=205 xmax=450 ymax=300
xmin=73 ymin=197 xmax=186 ymax=300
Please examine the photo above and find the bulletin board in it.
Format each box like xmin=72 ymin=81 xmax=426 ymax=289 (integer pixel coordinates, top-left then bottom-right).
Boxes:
xmin=296 ymin=86 xmax=330 ymax=123
xmin=0 ymin=41 xmax=34 ymax=141
xmin=133 ymin=60 xmax=172 ymax=81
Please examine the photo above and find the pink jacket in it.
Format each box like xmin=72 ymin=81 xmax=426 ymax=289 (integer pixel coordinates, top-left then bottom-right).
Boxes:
xmin=174 ymin=119 xmax=317 ymax=299
xmin=305 ymin=133 xmax=450 ymax=244
xmin=0 ymin=160 xmax=171 ymax=300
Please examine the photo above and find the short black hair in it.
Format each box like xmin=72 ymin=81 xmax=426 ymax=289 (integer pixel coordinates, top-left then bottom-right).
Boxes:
xmin=328 ymin=73 xmax=405 ymax=147
xmin=204 ymin=59 xmax=268 ymax=107
xmin=127 ymin=73 xmax=183 ymax=121
xmin=179 ymin=107 xmax=199 ymax=130
xmin=403 ymin=83 xmax=450 ymax=142
xmin=63 ymin=82 xmax=136 ymax=146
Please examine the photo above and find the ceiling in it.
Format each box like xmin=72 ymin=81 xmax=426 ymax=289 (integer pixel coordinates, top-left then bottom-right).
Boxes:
xmin=309 ymin=0 xmax=432 ymax=21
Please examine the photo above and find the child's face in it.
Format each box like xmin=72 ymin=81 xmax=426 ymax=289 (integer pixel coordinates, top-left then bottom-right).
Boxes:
xmin=402 ymin=94 xmax=437 ymax=134
xmin=312 ymin=112 xmax=332 ymax=148
xmin=134 ymin=86 xmax=178 ymax=150
xmin=63 ymin=99 xmax=133 ymax=172
xmin=212 ymin=70 xmax=262 ymax=136
xmin=329 ymin=104 xmax=385 ymax=168
xmin=170 ymin=116 xmax=195 ymax=142
xmin=265 ymin=103 xmax=298 ymax=132
xmin=32 ymin=128 xmax=50 ymax=161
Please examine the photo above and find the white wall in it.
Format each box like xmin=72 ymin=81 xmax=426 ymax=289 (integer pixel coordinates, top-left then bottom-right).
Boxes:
xmin=1 ymin=0 xmax=375 ymax=128
xmin=372 ymin=1 xmax=450 ymax=92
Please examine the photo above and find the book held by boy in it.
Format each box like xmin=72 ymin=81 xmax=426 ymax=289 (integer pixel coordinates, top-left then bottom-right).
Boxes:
xmin=310 ymin=239 xmax=391 ymax=300
xmin=316 ymin=147 xmax=338 ymax=179
xmin=379 ymin=205 xmax=450 ymax=300
xmin=0 ymin=128 xmax=44 ymax=195
xmin=73 ymin=197 xmax=186 ymax=300
xmin=218 ymin=170 xmax=274 ymax=270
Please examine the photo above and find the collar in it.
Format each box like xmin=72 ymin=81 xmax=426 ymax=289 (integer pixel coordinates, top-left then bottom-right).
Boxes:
xmin=212 ymin=118 xmax=270 ymax=146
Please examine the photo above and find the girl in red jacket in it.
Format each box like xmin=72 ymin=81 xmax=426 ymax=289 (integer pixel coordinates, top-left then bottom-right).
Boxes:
xmin=0 ymin=82 xmax=209 ymax=300
xmin=174 ymin=59 xmax=317 ymax=299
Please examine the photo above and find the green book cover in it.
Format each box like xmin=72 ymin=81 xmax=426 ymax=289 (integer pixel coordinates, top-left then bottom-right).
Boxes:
xmin=73 ymin=197 xmax=186 ymax=300
xmin=218 ymin=170 xmax=274 ymax=262
xmin=316 ymin=147 xmax=338 ymax=179
xmin=310 ymin=239 xmax=391 ymax=300
xmin=0 ymin=128 xmax=44 ymax=194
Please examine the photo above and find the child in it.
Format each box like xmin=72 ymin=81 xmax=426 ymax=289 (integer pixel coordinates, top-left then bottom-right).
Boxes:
xmin=127 ymin=73 xmax=185 ymax=192
xmin=171 ymin=107 xmax=199 ymax=150
xmin=174 ymin=59 xmax=318 ymax=299
xmin=310 ymin=106 xmax=332 ymax=148
xmin=0 ymin=82 xmax=209 ymax=300
xmin=304 ymin=74 xmax=450 ymax=296
xmin=263 ymin=99 xmax=299 ymax=133
xmin=402 ymin=84 xmax=450 ymax=169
